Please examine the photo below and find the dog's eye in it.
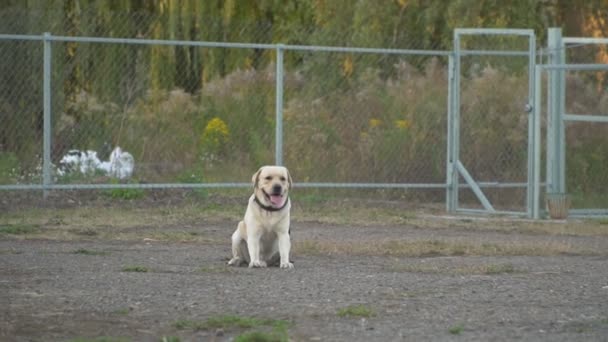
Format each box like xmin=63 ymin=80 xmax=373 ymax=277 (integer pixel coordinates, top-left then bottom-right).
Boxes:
xmin=280 ymin=177 xmax=286 ymax=181
xmin=265 ymin=176 xmax=272 ymax=181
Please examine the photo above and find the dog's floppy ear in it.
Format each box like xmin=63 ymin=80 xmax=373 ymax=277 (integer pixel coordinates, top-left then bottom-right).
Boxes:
xmin=286 ymin=169 xmax=293 ymax=189
xmin=251 ymin=167 xmax=263 ymax=189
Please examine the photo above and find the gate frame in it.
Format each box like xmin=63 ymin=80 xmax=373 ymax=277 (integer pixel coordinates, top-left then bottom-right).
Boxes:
xmin=545 ymin=27 xmax=608 ymax=217
xmin=448 ymin=28 xmax=540 ymax=218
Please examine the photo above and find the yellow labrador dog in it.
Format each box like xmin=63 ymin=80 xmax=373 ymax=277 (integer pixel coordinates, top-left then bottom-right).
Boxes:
xmin=228 ymin=166 xmax=294 ymax=269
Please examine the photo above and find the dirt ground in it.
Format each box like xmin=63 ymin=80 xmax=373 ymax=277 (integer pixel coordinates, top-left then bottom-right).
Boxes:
xmin=1 ymin=192 xmax=608 ymax=341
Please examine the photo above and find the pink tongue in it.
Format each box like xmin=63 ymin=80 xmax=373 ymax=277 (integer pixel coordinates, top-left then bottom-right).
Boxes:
xmin=270 ymin=195 xmax=284 ymax=206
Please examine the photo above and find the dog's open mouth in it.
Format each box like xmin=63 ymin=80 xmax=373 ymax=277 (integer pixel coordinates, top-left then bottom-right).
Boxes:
xmin=264 ymin=191 xmax=286 ymax=207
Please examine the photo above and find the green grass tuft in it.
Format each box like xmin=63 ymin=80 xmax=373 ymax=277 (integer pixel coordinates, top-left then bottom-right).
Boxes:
xmin=105 ymin=187 xmax=145 ymax=200
xmin=0 ymin=223 xmax=39 ymax=235
xmin=449 ymin=324 xmax=464 ymax=335
xmin=234 ymin=331 xmax=285 ymax=342
xmin=337 ymin=304 xmax=375 ymax=318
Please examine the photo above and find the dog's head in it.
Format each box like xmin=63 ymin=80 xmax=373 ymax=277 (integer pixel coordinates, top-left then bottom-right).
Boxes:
xmin=252 ymin=165 xmax=292 ymax=209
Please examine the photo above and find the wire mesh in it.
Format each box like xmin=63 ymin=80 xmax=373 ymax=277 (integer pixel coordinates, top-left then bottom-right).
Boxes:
xmin=283 ymin=50 xmax=448 ymax=185
xmin=0 ymin=39 xmax=43 ymax=185
xmin=48 ymin=41 xmax=276 ymax=185
xmin=456 ymin=33 xmax=532 ymax=212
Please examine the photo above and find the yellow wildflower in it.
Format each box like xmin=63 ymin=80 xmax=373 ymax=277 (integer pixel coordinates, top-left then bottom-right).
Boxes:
xmin=395 ymin=119 xmax=411 ymax=129
xmin=201 ymin=117 xmax=230 ymax=152
xmin=342 ymin=55 xmax=354 ymax=78
xmin=369 ymin=118 xmax=382 ymax=128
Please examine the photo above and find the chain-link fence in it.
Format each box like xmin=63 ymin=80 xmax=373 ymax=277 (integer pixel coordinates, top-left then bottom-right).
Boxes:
xmin=0 ymin=38 xmax=44 ymax=185
xmin=0 ymin=33 xmax=451 ymax=197
xmin=1 ymin=8 xmax=607 ymax=217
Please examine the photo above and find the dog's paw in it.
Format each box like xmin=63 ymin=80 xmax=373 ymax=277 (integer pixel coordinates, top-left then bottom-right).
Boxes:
xmin=227 ymin=257 xmax=241 ymax=266
xmin=249 ymin=260 xmax=267 ymax=268
xmin=280 ymin=262 xmax=294 ymax=269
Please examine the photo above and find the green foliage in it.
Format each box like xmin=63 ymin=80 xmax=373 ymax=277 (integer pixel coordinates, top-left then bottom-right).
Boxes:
xmin=234 ymin=331 xmax=285 ymax=342
xmin=0 ymin=224 xmax=40 ymax=235
xmin=175 ymin=315 xmax=290 ymax=342
xmin=449 ymin=324 xmax=464 ymax=335
xmin=105 ymin=187 xmax=145 ymax=200
xmin=3 ymin=2 xmax=608 ymax=209
xmin=0 ymin=152 xmax=19 ymax=184
xmin=103 ymin=179 xmax=145 ymax=200
xmin=337 ymin=304 xmax=375 ymax=318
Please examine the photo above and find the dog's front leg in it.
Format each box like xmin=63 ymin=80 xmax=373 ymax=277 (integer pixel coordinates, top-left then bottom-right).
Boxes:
xmin=247 ymin=230 xmax=266 ymax=268
xmin=278 ymin=231 xmax=294 ymax=269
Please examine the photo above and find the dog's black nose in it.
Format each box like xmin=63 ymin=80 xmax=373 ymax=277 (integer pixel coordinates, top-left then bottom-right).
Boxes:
xmin=272 ymin=184 xmax=282 ymax=194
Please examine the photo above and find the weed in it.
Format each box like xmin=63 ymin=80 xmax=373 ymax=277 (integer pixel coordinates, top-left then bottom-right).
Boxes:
xmin=294 ymin=239 xmax=602 ymax=257
xmin=121 ymin=265 xmax=149 ymax=273
xmin=105 ymin=187 xmax=145 ymax=200
xmin=72 ymin=248 xmax=108 ymax=256
xmin=449 ymin=324 xmax=464 ymax=335
xmin=337 ymin=304 xmax=375 ymax=318
xmin=0 ymin=223 xmax=39 ymax=235
xmin=113 ymin=308 xmax=131 ymax=315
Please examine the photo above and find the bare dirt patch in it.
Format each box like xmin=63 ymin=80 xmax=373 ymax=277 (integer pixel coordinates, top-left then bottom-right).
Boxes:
xmin=1 ymin=192 xmax=608 ymax=341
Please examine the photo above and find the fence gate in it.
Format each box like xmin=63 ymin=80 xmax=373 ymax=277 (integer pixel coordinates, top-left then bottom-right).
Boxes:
xmin=448 ymin=29 xmax=539 ymax=218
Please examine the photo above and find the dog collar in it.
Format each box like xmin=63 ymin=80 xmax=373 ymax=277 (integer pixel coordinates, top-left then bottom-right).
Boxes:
xmin=254 ymin=195 xmax=289 ymax=212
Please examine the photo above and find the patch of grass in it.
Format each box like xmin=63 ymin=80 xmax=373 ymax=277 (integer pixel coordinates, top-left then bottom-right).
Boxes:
xmin=337 ymin=304 xmax=375 ymax=318
xmin=294 ymin=239 xmax=603 ymax=257
xmin=0 ymin=223 xmax=39 ymax=235
xmin=113 ymin=308 xmax=132 ymax=315
xmin=105 ymin=187 xmax=145 ymax=200
xmin=72 ymin=248 xmax=108 ymax=256
xmin=234 ymin=331 xmax=285 ymax=342
xmin=121 ymin=265 xmax=149 ymax=273
xmin=448 ymin=324 xmax=464 ymax=335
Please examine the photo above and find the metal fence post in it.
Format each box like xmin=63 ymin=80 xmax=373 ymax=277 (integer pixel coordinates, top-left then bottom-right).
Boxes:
xmin=42 ymin=32 xmax=52 ymax=198
xmin=275 ymin=44 xmax=284 ymax=166
xmin=526 ymin=31 xmax=537 ymax=218
xmin=446 ymin=53 xmax=457 ymax=212
xmin=449 ymin=32 xmax=462 ymax=213
xmin=546 ymin=28 xmax=565 ymax=195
